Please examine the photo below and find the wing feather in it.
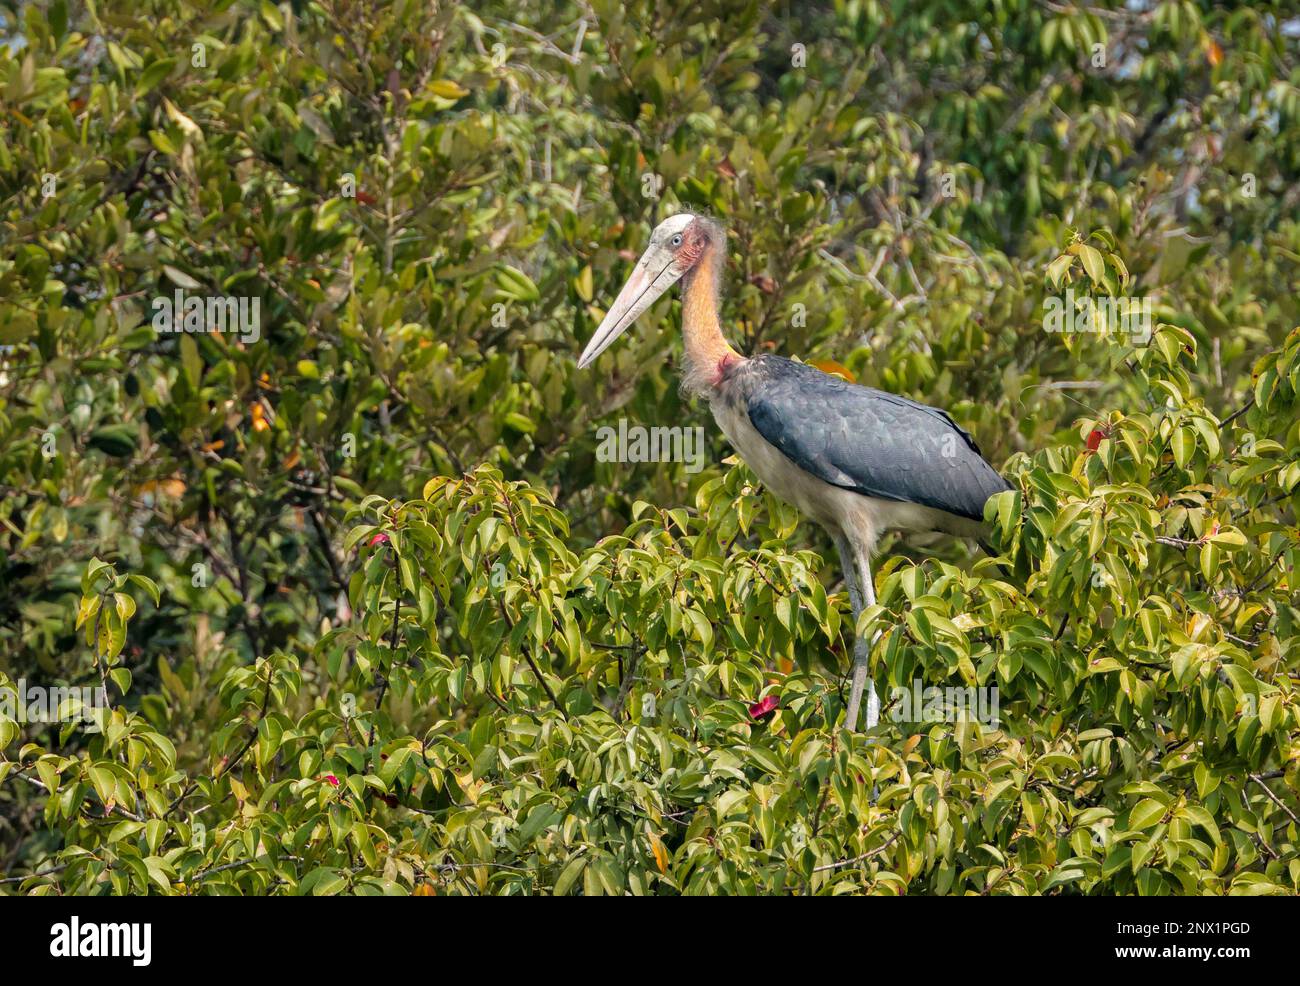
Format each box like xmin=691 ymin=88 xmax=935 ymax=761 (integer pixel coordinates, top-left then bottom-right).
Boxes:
xmin=742 ymin=356 xmax=1010 ymax=521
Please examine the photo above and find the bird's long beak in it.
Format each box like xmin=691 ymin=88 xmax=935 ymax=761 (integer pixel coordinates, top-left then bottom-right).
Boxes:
xmin=577 ymin=249 xmax=683 ymax=369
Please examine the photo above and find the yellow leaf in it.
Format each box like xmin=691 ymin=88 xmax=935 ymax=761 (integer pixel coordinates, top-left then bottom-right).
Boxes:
xmin=251 ymin=403 xmax=270 ymax=432
xmin=1204 ymin=36 xmax=1223 ymax=67
xmin=810 ymin=359 xmax=855 ymax=383
xmin=455 ymin=771 xmax=481 ymax=804
xmin=430 ymin=80 xmax=469 ymax=99
xmin=649 ymin=833 xmax=669 ymax=874
xmin=138 ymin=477 xmax=186 ymax=498
xmin=1187 ymin=613 xmax=1212 ymax=640
xmin=162 ymin=97 xmax=202 ymax=140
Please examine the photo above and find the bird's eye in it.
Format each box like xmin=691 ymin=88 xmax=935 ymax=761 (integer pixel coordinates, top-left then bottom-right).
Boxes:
xmin=671 ymin=234 xmax=683 ymax=247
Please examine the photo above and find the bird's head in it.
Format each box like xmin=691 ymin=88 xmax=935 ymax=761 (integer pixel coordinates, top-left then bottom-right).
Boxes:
xmin=577 ymin=212 xmax=721 ymax=369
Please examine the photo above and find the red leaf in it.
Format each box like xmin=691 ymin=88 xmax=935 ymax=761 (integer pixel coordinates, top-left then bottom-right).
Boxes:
xmin=748 ymin=695 xmax=779 ymax=719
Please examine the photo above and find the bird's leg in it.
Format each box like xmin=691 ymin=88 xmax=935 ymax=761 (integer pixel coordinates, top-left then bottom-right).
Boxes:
xmin=834 ymin=533 xmax=863 ymax=612
xmin=835 ymin=536 xmax=880 ymax=732
xmin=858 ymin=554 xmax=881 ymax=730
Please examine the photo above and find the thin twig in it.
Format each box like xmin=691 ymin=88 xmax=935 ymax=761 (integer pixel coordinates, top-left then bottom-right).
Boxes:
xmin=17 ymin=771 xmax=143 ymax=822
xmin=0 ymin=862 xmax=70 ymax=885
xmin=613 ymin=644 xmax=645 ymax=721
xmin=1219 ymin=398 xmax=1254 ymax=430
xmin=811 ymin=831 xmax=901 ymax=873
xmin=1249 ymin=773 xmax=1300 ymax=828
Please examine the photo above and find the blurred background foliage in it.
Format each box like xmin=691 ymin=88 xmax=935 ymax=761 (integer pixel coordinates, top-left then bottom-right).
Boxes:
xmin=1 ymin=0 xmax=1299 ymax=894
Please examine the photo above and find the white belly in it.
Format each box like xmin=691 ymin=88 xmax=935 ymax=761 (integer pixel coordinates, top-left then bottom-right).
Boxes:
xmin=710 ymin=398 xmax=985 ymax=549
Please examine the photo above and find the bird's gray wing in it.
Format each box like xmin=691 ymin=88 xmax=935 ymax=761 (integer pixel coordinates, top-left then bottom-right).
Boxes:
xmin=743 ymin=356 xmax=1011 ymax=522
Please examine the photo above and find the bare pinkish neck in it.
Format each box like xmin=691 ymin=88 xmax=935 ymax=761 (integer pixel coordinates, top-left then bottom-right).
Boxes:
xmin=681 ymin=240 xmax=738 ymax=392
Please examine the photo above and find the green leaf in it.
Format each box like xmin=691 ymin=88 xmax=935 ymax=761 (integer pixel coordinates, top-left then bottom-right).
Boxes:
xmin=88 ymin=425 xmax=138 ymax=458
xmin=1046 ymin=254 xmax=1074 ymax=289
xmin=553 ymin=854 xmax=588 ymax=896
xmin=127 ymin=574 xmax=161 ymax=607
xmin=161 ymin=264 xmax=202 ymax=289
xmin=135 ymin=57 xmax=177 ymax=96
xmin=1171 ymin=426 xmax=1195 ymax=468
xmin=82 ymin=559 xmax=115 ymax=595
xmin=1079 ymin=243 xmax=1106 ymax=284
xmin=1128 ymin=799 xmax=1166 ymax=830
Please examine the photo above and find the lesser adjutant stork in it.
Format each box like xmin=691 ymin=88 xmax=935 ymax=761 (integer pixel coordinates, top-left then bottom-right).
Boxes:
xmin=578 ymin=213 xmax=1011 ymax=731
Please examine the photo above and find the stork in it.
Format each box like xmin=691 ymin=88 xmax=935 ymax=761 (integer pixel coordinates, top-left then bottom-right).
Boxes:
xmin=578 ymin=213 xmax=1011 ymax=731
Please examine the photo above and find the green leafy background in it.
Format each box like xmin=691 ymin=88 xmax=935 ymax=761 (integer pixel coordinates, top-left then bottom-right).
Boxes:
xmin=2 ymin=0 xmax=1299 ymax=895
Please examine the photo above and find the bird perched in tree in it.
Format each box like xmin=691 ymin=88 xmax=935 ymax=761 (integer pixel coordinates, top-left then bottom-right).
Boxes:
xmin=578 ymin=212 xmax=1011 ymax=731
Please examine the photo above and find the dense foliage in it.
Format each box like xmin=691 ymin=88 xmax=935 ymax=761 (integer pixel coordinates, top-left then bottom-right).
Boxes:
xmin=2 ymin=0 xmax=1299 ymax=895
